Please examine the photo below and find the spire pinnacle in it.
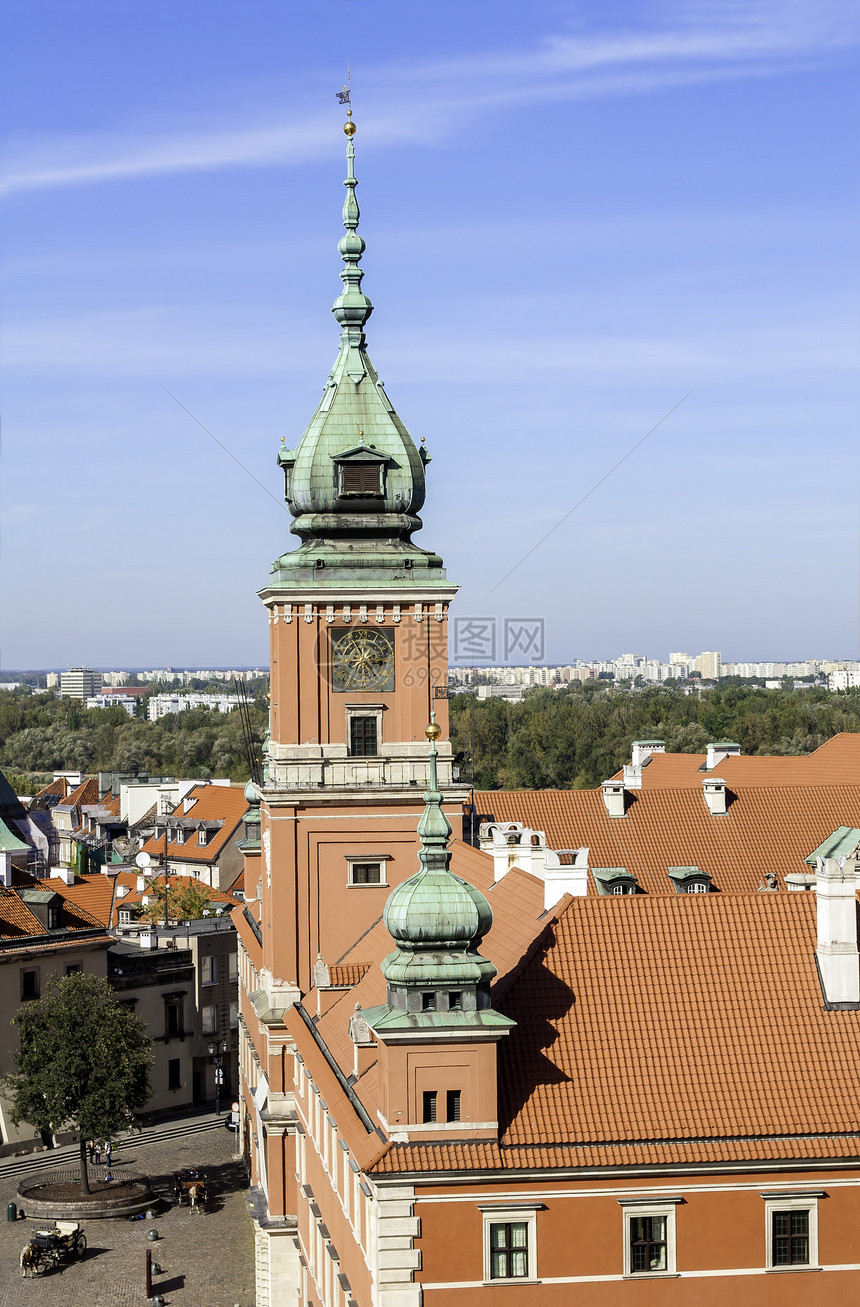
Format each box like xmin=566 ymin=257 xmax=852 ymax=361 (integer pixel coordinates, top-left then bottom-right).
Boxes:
xmin=332 ymin=110 xmax=373 ymax=338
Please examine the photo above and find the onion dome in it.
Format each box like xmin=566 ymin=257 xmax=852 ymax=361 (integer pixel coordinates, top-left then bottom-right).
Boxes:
xmin=269 ymin=114 xmax=448 ymax=588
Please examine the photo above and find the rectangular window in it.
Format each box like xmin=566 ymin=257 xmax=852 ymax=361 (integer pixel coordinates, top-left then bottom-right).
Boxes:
xmin=175 ymin=828 xmax=184 ymax=845
xmin=772 ymin=1211 xmax=809 ymax=1266
xmin=165 ymin=998 xmax=183 ymax=1038
xmin=202 ymin=1005 xmax=217 ymax=1035
xmin=489 ymin=1223 xmax=529 ymax=1280
xmin=228 ymin=952 xmax=238 ymax=982
xmin=621 ymin=1201 xmax=678 ymax=1277
xmin=201 ymin=955 xmax=217 ymax=985
xmin=422 ymin=992 xmax=436 ymax=1012
xmin=349 ymin=862 xmax=382 ymax=886
xmin=349 ymin=716 xmax=378 ymax=757
xmin=449 ymin=991 xmax=462 ymax=1010
xmin=21 ymin=970 xmax=39 ymax=1000
xmin=447 ymin=1090 xmax=461 ymax=1122
xmin=763 ymin=1194 xmax=820 ymax=1270
xmin=229 ymin=1001 xmax=239 ymax=1029
xmin=168 ymin=1058 xmax=181 ymax=1090
xmin=630 ymin=1216 xmax=667 ymax=1273
xmin=65 ymin=963 xmax=82 ymax=976
xmin=422 ymin=1091 xmax=437 ymax=1123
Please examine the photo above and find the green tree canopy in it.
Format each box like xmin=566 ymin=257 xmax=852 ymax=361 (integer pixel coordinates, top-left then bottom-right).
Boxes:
xmin=3 ymin=972 xmax=152 ymax=1194
xmin=144 ymin=876 xmax=216 ymax=921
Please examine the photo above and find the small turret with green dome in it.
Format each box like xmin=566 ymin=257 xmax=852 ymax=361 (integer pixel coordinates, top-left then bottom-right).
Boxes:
xmin=362 ymin=718 xmax=514 ymax=1034
xmin=270 ymin=111 xmax=450 ymax=591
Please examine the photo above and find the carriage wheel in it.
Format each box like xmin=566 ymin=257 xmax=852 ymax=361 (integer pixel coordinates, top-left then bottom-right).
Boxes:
xmin=74 ymin=1233 xmax=87 ymax=1258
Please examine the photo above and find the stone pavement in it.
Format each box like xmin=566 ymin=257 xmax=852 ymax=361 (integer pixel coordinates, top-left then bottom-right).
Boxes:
xmin=0 ymin=1122 xmax=256 ymax=1306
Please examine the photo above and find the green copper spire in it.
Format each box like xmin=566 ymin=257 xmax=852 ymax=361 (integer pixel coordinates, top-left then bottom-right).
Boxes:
xmin=358 ymin=718 xmax=513 ymax=1033
xmin=268 ymin=115 xmax=450 ymax=589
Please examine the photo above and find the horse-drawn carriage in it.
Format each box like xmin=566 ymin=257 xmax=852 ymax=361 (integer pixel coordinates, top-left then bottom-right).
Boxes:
xmin=20 ymin=1221 xmax=87 ymax=1276
xmin=173 ymin=1167 xmax=207 ymax=1212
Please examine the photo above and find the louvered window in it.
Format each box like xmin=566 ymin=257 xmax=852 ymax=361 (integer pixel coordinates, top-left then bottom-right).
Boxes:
xmin=340 ymin=462 xmax=382 ymax=494
xmin=422 ymin=1091 xmax=437 ymax=1123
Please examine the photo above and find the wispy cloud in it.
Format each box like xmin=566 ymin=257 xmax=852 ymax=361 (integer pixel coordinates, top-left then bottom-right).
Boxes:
xmin=1 ymin=2 xmax=857 ymax=198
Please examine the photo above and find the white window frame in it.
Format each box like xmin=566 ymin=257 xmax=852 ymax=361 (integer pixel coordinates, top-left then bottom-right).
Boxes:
xmin=346 ymin=855 xmax=391 ymax=888
xmin=762 ymin=1192 xmax=821 ymax=1272
xmin=480 ymin=1205 xmax=540 ymax=1285
xmin=619 ymin=1197 xmax=681 ymax=1278
xmin=344 ymin=703 xmax=384 ymax=756
xmin=201 ymin=954 xmax=217 ymax=986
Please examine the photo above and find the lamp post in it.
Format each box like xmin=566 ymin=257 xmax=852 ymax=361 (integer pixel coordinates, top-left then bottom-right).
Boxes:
xmin=208 ymin=1040 xmax=228 ymax=1115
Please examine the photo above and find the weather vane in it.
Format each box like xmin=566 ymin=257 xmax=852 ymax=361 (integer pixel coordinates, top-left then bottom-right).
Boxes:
xmin=336 ymin=63 xmax=351 ymax=105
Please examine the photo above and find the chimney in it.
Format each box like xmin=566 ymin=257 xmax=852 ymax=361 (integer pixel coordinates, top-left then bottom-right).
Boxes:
xmin=631 ymin=740 xmax=665 ymax=768
xmin=601 ymin=779 xmax=626 ymax=818
xmin=815 ymin=857 xmax=860 ymax=1004
xmin=0 ymin=851 xmax=12 ymax=888
xmin=543 ymin=847 xmax=589 ymax=908
xmin=53 ymin=866 xmax=76 ymax=886
xmin=705 ymin=742 xmax=740 ymax=770
xmin=702 ymin=777 xmax=727 ymax=816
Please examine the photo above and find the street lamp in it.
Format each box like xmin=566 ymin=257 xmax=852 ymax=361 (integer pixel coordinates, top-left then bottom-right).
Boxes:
xmin=208 ymin=1039 xmax=229 ymax=1116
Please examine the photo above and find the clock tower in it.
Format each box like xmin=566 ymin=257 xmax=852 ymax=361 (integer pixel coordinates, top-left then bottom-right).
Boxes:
xmin=256 ymin=112 xmax=468 ymax=996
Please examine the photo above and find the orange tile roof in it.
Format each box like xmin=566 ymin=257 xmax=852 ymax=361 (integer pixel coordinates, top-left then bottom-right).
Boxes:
xmin=327 ymin=962 xmax=372 ymax=987
xmin=610 ymin=732 xmax=860 ymax=790
xmin=498 ymin=893 xmax=860 ymax=1148
xmin=371 ymin=1134 xmax=860 ymax=1174
xmin=36 ymin=874 xmax=115 ymax=928
xmin=33 ymin=777 xmax=71 ymax=802
xmin=140 ymin=783 xmax=248 ymax=864
xmin=474 ymin=782 xmax=860 ymax=894
xmin=0 ymin=888 xmax=44 ymax=936
xmin=56 ymin=777 xmax=99 ymax=811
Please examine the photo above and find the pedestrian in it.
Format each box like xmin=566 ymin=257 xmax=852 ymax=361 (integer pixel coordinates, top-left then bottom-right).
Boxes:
xmin=86 ymin=1140 xmax=95 ymax=1163
xmin=93 ymin=1141 xmax=101 ymax=1165
xmin=104 ymin=1140 xmax=112 ymax=1168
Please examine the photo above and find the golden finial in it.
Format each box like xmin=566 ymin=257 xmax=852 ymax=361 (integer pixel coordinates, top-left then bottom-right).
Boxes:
xmin=344 ymin=108 xmax=356 ymax=138
xmin=280 ymin=436 xmax=286 ymax=444
xmin=425 ymin=712 xmax=442 ymax=742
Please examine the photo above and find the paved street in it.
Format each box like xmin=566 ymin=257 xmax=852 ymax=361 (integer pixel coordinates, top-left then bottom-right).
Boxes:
xmin=0 ymin=1118 xmax=256 ymax=1306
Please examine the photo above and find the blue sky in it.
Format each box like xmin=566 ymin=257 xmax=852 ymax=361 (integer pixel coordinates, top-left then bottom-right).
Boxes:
xmin=1 ymin=0 xmax=858 ymax=668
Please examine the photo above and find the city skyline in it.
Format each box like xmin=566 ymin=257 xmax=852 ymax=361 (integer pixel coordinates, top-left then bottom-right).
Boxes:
xmin=2 ymin=1 xmax=859 ymax=666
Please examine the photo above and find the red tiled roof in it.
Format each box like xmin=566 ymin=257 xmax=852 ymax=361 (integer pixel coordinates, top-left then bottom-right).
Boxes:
xmin=327 ymin=963 xmax=372 ymax=987
xmin=474 ymin=782 xmax=860 ymax=894
xmin=0 ymin=888 xmax=44 ymax=936
xmin=36 ymin=874 xmax=114 ymax=928
xmin=33 ymin=778 xmax=71 ymax=802
xmin=611 ymin=733 xmax=860 ymax=790
xmin=498 ymin=893 xmax=860 ymax=1148
xmin=56 ymin=777 xmax=99 ymax=812
xmin=140 ymin=784 xmax=248 ymax=863
xmin=371 ymin=1134 xmax=860 ymax=1174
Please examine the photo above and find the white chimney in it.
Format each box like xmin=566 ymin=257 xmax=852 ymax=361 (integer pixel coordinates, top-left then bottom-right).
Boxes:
xmin=705 ymin=742 xmax=740 ymax=770
xmin=631 ymin=740 xmax=665 ymax=768
xmin=116 ymin=883 xmax=129 ymax=899
xmin=52 ymin=866 xmax=76 ymax=886
xmin=815 ymin=857 xmax=860 ymax=1004
xmin=0 ymin=852 xmax=12 ymax=888
xmin=139 ymin=931 xmax=158 ymax=950
xmin=543 ymin=848 xmax=589 ymax=908
xmin=601 ymin=779 xmax=626 ymax=818
xmin=702 ymin=777 xmax=727 ymax=816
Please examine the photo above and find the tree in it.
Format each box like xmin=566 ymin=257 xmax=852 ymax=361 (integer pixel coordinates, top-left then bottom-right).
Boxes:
xmin=3 ymin=973 xmax=151 ymax=1195
xmin=145 ymin=876 xmax=216 ymax=921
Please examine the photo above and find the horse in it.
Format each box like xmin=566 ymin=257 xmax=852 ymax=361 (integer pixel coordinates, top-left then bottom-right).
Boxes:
xmin=188 ymin=1181 xmax=207 ymax=1214
xmin=19 ymin=1241 xmax=41 ymax=1278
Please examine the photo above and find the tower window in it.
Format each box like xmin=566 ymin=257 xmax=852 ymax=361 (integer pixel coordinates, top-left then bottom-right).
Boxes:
xmin=448 ymin=992 xmax=462 ymax=1010
xmin=447 ymin=1090 xmax=461 ymax=1122
xmin=349 ymin=716 xmax=378 ymax=757
xmin=340 ymin=462 xmax=383 ymax=495
xmin=349 ymin=862 xmax=382 ymax=886
xmin=422 ymin=992 xmax=436 ymax=1011
xmin=422 ymin=1091 xmax=437 ymax=1123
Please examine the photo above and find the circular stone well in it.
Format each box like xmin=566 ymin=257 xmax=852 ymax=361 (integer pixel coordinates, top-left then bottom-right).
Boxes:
xmin=19 ymin=1168 xmax=154 ymax=1220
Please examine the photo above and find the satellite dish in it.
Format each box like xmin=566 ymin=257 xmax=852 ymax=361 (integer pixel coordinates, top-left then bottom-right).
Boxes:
xmin=135 ymin=852 xmax=151 ymax=869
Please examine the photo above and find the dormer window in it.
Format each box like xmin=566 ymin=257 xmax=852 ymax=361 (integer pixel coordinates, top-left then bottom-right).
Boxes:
xmin=198 ymin=828 xmax=208 ymax=847
xmin=175 ymin=827 xmax=184 ymax=846
xmin=592 ymin=866 xmax=638 ymax=896
xmin=333 ymin=443 xmax=389 ymax=500
xmin=667 ymin=866 xmax=712 ymax=895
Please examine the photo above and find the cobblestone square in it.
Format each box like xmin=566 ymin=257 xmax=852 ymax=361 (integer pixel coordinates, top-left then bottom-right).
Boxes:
xmin=0 ymin=1121 xmax=255 ymax=1307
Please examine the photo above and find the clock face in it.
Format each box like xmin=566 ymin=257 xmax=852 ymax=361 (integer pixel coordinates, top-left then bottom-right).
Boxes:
xmin=331 ymin=628 xmax=395 ymax=692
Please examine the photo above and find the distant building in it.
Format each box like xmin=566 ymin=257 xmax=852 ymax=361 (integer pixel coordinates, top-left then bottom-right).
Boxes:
xmin=147 ymin=692 xmax=241 ymax=721
xmin=45 ymin=672 xmax=59 ymax=688
xmin=139 ymin=782 xmax=251 ymax=891
xmin=59 ymin=666 xmax=102 ymax=699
